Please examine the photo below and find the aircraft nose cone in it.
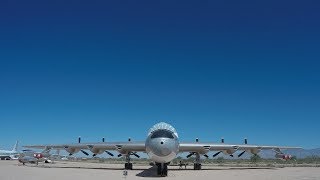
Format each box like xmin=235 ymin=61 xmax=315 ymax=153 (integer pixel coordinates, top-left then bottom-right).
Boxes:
xmin=159 ymin=147 xmax=171 ymax=156
xmin=148 ymin=138 xmax=175 ymax=157
xmin=158 ymin=141 xmax=171 ymax=155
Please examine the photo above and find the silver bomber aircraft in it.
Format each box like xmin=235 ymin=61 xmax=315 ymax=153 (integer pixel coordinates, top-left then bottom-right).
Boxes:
xmin=24 ymin=122 xmax=301 ymax=176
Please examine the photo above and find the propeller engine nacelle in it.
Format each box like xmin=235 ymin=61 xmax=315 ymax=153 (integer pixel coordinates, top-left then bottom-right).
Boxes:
xmin=222 ymin=149 xmax=237 ymax=156
xmin=250 ymin=148 xmax=261 ymax=155
xmin=275 ymin=153 xmax=292 ymax=160
xmin=64 ymin=146 xmax=80 ymax=155
xmin=89 ymin=147 xmax=105 ymax=155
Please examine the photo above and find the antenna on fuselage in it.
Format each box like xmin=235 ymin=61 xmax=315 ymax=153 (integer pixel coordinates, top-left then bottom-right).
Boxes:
xmin=195 ymin=138 xmax=199 ymax=142
xmin=244 ymin=138 xmax=248 ymax=144
xmin=78 ymin=136 xmax=81 ymax=143
xmin=102 ymin=137 xmax=105 ymax=142
xmin=221 ymin=137 xmax=224 ymax=143
xmin=128 ymin=137 xmax=131 ymax=142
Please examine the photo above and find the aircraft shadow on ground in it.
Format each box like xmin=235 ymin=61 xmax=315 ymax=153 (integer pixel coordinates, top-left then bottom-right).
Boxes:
xmin=36 ymin=165 xmax=146 ymax=171
xmin=136 ymin=166 xmax=159 ymax=177
xmin=135 ymin=166 xmax=277 ymax=177
xmin=32 ymin=164 xmax=277 ymax=178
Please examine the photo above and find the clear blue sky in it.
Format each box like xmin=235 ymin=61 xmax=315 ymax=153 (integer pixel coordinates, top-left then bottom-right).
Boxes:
xmin=0 ymin=0 xmax=319 ymax=150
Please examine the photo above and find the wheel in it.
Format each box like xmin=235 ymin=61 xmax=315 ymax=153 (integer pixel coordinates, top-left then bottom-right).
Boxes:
xmin=193 ymin=163 xmax=201 ymax=170
xmin=163 ymin=164 xmax=168 ymax=176
xmin=157 ymin=164 xmax=161 ymax=175
xmin=156 ymin=163 xmax=168 ymax=176
xmin=125 ymin=163 xmax=133 ymax=170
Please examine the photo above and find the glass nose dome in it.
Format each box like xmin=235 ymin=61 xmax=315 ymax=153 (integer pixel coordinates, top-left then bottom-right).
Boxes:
xmin=148 ymin=122 xmax=178 ymax=138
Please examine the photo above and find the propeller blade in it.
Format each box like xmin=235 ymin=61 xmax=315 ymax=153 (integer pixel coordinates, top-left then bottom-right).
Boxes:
xmin=203 ymin=154 xmax=209 ymax=158
xmin=105 ymin=151 xmax=114 ymax=157
xmin=186 ymin=153 xmax=193 ymax=158
xmin=80 ymin=150 xmax=89 ymax=156
xmin=212 ymin=151 xmax=221 ymax=157
xmin=118 ymin=154 xmax=122 ymax=157
xmin=132 ymin=152 xmax=140 ymax=158
xmin=238 ymin=151 xmax=246 ymax=158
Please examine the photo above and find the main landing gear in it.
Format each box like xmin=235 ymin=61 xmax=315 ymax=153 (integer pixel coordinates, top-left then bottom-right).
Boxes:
xmin=125 ymin=162 xmax=133 ymax=170
xmin=193 ymin=163 xmax=201 ymax=170
xmin=120 ymin=151 xmax=140 ymax=170
xmin=193 ymin=153 xmax=202 ymax=170
xmin=156 ymin=163 xmax=168 ymax=177
xmin=124 ymin=155 xmax=133 ymax=170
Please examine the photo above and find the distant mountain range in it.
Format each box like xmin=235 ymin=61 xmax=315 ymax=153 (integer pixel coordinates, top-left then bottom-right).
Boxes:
xmin=283 ymin=148 xmax=320 ymax=158
xmin=232 ymin=148 xmax=320 ymax=159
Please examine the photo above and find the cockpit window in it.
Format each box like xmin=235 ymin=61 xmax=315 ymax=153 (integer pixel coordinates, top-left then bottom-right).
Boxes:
xmin=150 ymin=129 xmax=174 ymax=139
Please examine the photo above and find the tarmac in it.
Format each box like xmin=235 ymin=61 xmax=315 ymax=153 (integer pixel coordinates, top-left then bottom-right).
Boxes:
xmin=0 ymin=160 xmax=319 ymax=180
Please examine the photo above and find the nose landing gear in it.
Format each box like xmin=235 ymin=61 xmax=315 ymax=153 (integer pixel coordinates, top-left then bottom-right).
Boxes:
xmin=156 ymin=163 xmax=168 ymax=176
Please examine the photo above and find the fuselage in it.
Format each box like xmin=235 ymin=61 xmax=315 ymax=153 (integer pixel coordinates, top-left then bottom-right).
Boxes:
xmin=18 ymin=149 xmax=51 ymax=164
xmin=0 ymin=150 xmax=19 ymax=159
xmin=145 ymin=122 xmax=179 ymax=163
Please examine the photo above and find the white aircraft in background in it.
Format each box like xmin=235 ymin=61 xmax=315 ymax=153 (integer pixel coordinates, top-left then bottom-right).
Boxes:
xmin=0 ymin=141 xmax=19 ymax=160
xmin=25 ymin=122 xmax=301 ymax=176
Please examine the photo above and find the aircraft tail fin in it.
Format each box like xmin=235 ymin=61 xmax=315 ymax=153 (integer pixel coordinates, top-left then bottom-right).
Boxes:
xmin=12 ymin=141 xmax=18 ymax=152
xmin=41 ymin=147 xmax=51 ymax=154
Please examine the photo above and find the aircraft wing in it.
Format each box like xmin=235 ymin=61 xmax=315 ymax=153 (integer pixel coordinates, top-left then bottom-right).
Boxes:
xmin=24 ymin=141 xmax=146 ymax=155
xmin=179 ymin=142 xmax=301 ymax=155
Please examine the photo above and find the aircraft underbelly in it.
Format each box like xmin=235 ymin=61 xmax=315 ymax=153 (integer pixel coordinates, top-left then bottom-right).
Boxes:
xmin=147 ymin=151 xmax=177 ymax=163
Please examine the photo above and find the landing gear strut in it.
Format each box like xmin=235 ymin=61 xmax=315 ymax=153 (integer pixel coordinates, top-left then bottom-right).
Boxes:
xmin=156 ymin=163 xmax=168 ymax=176
xmin=124 ymin=155 xmax=133 ymax=170
xmin=125 ymin=163 xmax=132 ymax=170
xmin=194 ymin=163 xmax=201 ymax=170
xmin=193 ymin=153 xmax=202 ymax=170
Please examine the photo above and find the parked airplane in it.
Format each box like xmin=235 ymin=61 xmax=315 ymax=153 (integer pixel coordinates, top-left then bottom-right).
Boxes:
xmin=0 ymin=141 xmax=19 ymax=160
xmin=25 ymin=122 xmax=301 ymax=176
xmin=18 ymin=149 xmax=52 ymax=165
